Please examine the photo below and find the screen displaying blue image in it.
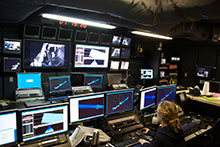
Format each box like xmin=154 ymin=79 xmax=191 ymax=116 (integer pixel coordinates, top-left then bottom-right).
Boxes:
xmin=121 ymin=48 xmax=130 ymax=58
xmin=70 ymin=94 xmax=104 ymax=123
xmin=49 ymin=76 xmax=71 ymax=93
xmin=157 ymin=85 xmax=176 ymax=104
xmin=111 ymin=47 xmax=121 ymax=58
xmin=106 ymin=90 xmax=133 ymax=115
xmin=140 ymin=87 xmax=156 ymax=110
xmin=0 ymin=112 xmax=17 ymax=146
xmin=21 ymin=105 xmax=68 ymax=142
xmin=122 ymin=37 xmax=131 ymax=46
xmin=112 ymin=36 xmax=122 ymax=45
xmin=84 ymin=75 xmax=103 ymax=88
xmin=17 ymin=73 xmax=41 ymax=89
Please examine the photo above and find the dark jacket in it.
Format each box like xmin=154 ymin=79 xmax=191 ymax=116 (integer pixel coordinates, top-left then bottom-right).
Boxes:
xmin=143 ymin=126 xmax=186 ymax=147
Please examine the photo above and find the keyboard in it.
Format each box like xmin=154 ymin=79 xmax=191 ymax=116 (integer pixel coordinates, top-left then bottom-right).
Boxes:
xmin=113 ymin=138 xmax=139 ymax=147
xmin=25 ymin=101 xmax=49 ymax=107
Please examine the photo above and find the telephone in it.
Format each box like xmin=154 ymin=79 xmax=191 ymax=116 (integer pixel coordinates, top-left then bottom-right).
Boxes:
xmin=189 ymin=87 xmax=201 ymax=96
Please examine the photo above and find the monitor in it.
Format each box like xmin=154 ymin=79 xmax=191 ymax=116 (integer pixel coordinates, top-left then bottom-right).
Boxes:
xmin=140 ymin=87 xmax=156 ymax=110
xmin=100 ymin=34 xmax=112 ymax=45
xmin=49 ymin=76 xmax=71 ymax=93
xmin=70 ymin=73 xmax=85 ymax=86
xmin=58 ymin=28 xmax=72 ymax=41
xmin=120 ymin=61 xmax=129 ymax=70
xmin=111 ymin=47 xmax=121 ymax=58
xmin=140 ymin=69 xmax=153 ymax=79
xmin=0 ymin=110 xmax=17 ymax=146
xmin=3 ymin=57 xmax=21 ymax=72
xmin=112 ymin=35 xmax=122 ymax=46
xmin=106 ymin=90 xmax=133 ymax=115
xmin=107 ymin=73 xmax=122 ymax=85
xmin=70 ymin=94 xmax=104 ymax=123
xmin=20 ymin=104 xmax=68 ymax=142
xmin=3 ymin=39 xmax=21 ymax=54
xmin=121 ymin=48 xmax=130 ymax=59
xmin=161 ymin=58 xmax=166 ymax=65
xmin=160 ymin=71 xmax=166 ymax=78
xmin=23 ymin=40 xmax=70 ymax=68
xmin=196 ymin=66 xmax=212 ymax=79
xmin=74 ymin=44 xmax=109 ymax=68
xmin=84 ymin=74 xmax=103 ymax=88
xmin=88 ymin=32 xmax=100 ymax=44
xmin=41 ymin=26 xmax=57 ymax=40
xmin=17 ymin=73 xmax=41 ymax=89
xmin=157 ymin=85 xmax=176 ymax=104
xmin=74 ymin=30 xmax=88 ymax=42
xmin=110 ymin=61 xmax=120 ymax=70
xmin=122 ymin=37 xmax=131 ymax=46
xmin=24 ymin=24 xmax=41 ymax=38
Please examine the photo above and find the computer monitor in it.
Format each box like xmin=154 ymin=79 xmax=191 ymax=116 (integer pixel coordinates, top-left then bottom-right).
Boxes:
xmin=74 ymin=44 xmax=109 ymax=68
xmin=121 ymin=48 xmax=130 ymax=59
xmin=196 ymin=66 xmax=214 ymax=79
xmin=84 ymin=74 xmax=103 ymax=88
xmin=120 ymin=61 xmax=129 ymax=70
xmin=140 ymin=69 xmax=153 ymax=79
xmin=17 ymin=73 xmax=41 ymax=89
xmin=157 ymin=85 xmax=176 ymax=104
xmin=110 ymin=61 xmax=120 ymax=70
xmin=49 ymin=76 xmax=71 ymax=93
xmin=20 ymin=104 xmax=68 ymax=142
xmin=74 ymin=30 xmax=88 ymax=43
xmin=111 ymin=35 xmax=122 ymax=46
xmin=0 ymin=110 xmax=17 ymax=146
xmin=122 ymin=37 xmax=131 ymax=46
xmin=3 ymin=39 xmax=21 ymax=54
xmin=111 ymin=47 xmax=121 ymax=58
xmin=140 ymin=87 xmax=156 ymax=110
xmin=106 ymin=90 xmax=134 ymax=115
xmin=70 ymin=94 xmax=104 ymax=123
xmin=107 ymin=73 xmax=122 ymax=85
xmin=88 ymin=32 xmax=100 ymax=44
xmin=3 ymin=57 xmax=21 ymax=72
xmin=100 ymin=34 xmax=112 ymax=45
xmin=70 ymin=73 xmax=85 ymax=86
xmin=23 ymin=40 xmax=70 ymax=68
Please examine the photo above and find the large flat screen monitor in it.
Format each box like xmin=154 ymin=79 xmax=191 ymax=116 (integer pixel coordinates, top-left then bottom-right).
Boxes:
xmin=70 ymin=94 xmax=104 ymax=123
xmin=106 ymin=90 xmax=133 ymax=115
xmin=3 ymin=39 xmax=21 ymax=54
xmin=140 ymin=69 xmax=153 ymax=79
xmin=140 ymin=87 xmax=156 ymax=110
xmin=49 ymin=76 xmax=71 ymax=93
xmin=0 ymin=110 xmax=17 ymax=146
xmin=20 ymin=104 xmax=68 ymax=142
xmin=23 ymin=40 xmax=70 ymax=68
xmin=3 ymin=57 xmax=21 ymax=72
xmin=84 ymin=74 xmax=103 ymax=88
xmin=74 ymin=44 xmax=109 ymax=68
xmin=157 ymin=85 xmax=176 ymax=104
xmin=17 ymin=73 xmax=41 ymax=89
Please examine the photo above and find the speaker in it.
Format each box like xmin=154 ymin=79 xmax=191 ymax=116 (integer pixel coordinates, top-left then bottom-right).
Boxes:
xmin=23 ymin=24 xmax=41 ymax=38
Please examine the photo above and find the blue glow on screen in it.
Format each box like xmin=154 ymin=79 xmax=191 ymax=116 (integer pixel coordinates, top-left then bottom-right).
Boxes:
xmin=17 ymin=73 xmax=41 ymax=89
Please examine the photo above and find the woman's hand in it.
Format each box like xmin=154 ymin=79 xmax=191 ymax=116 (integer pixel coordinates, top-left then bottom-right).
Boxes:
xmin=139 ymin=139 xmax=150 ymax=145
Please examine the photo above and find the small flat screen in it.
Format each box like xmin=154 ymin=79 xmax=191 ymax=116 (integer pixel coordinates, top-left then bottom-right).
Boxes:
xmin=122 ymin=37 xmax=131 ymax=46
xmin=110 ymin=61 xmax=120 ymax=70
xmin=196 ymin=67 xmax=211 ymax=79
xmin=157 ymin=85 xmax=176 ymax=104
xmin=3 ymin=57 xmax=21 ymax=72
xmin=100 ymin=34 xmax=111 ymax=45
xmin=112 ymin=36 xmax=122 ymax=45
xmin=84 ymin=75 xmax=103 ymax=88
xmin=74 ymin=44 xmax=109 ymax=68
xmin=3 ymin=39 xmax=21 ymax=54
xmin=49 ymin=76 xmax=71 ymax=93
xmin=70 ymin=94 xmax=104 ymax=123
xmin=140 ymin=69 xmax=153 ymax=79
xmin=106 ymin=90 xmax=133 ymax=115
xmin=17 ymin=73 xmax=41 ymax=89
xmin=21 ymin=105 xmax=68 ymax=142
xmin=88 ymin=32 xmax=100 ymax=43
xmin=120 ymin=61 xmax=129 ymax=70
xmin=140 ymin=87 xmax=156 ymax=110
xmin=121 ymin=48 xmax=130 ymax=59
xmin=75 ymin=30 xmax=87 ymax=42
xmin=111 ymin=47 xmax=121 ymax=58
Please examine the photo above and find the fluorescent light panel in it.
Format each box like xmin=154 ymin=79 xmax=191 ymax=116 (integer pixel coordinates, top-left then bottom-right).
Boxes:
xmin=42 ymin=13 xmax=116 ymax=29
xmin=131 ymin=31 xmax=172 ymax=40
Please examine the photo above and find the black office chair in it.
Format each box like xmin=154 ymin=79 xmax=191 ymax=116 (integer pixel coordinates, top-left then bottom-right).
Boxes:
xmin=175 ymin=92 xmax=188 ymax=114
xmin=207 ymin=118 xmax=220 ymax=147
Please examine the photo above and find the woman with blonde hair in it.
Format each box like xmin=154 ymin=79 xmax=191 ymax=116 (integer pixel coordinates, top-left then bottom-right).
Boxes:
xmin=139 ymin=100 xmax=186 ymax=147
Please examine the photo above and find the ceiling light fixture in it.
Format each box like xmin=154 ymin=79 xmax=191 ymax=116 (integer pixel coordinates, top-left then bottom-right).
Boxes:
xmin=42 ymin=13 xmax=116 ymax=29
xmin=131 ymin=31 xmax=173 ymax=40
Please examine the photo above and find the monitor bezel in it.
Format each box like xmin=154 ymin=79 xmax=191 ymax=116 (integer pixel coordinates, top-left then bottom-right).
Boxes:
xmin=121 ymin=36 xmax=132 ymax=47
xmin=74 ymin=30 xmax=88 ymax=43
xmin=105 ymin=89 xmax=134 ymax=115
xmin=69 ymin=93 xmax=105 ymax=124
xmin=3 ymin=57 xmax=21 ymax=72
xmin=156 ymin=84 xmax=176 ymax=104
xmin=88 ymin=32 xmax=100 ymax=44
xmin=100 ymin=34 xmax=112 ymax=45
xmin=23 ymin=24 xmax=41 ymax=39
xmin=0 ymin=109 xmax=18 ymax=146
xmin=84 ymin=74 xmax=103 ymax=88
xmin=23 ymin=39 xmax=71 ymax=69
xmin=18 ymin=103 xmax=69 ymax=142
xmin=57 ymin=27 xmax=73 ymax=41
xmin=139 ymin=86 xmax=157 ymax=110
xmin=41 ymin=26 xmax=57 ymax=40
xmin=74 ymin=44 xmax=110 ymax=68
xmin=3 ymin=38 xmax=22 ymax=54
xmin=17 ymin=72 xmax=42 ymax=89
xmin=48 ymin=75 xmax=72 ymax=93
